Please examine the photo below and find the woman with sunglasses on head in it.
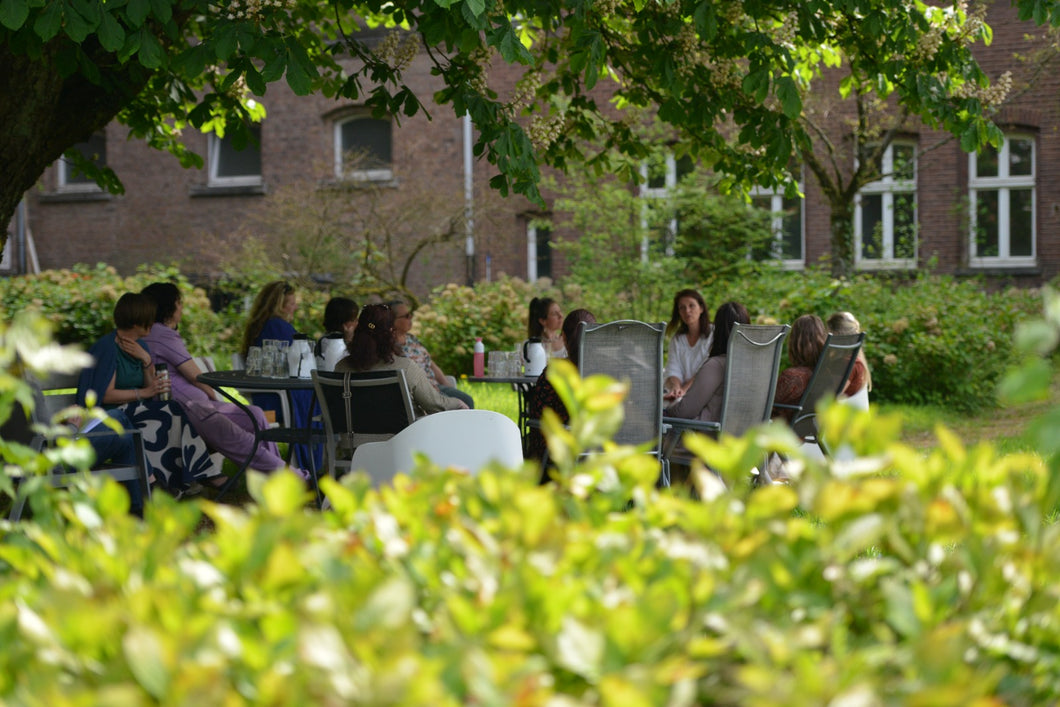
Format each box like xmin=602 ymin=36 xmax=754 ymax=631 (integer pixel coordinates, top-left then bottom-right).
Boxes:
xmin=336 ymin=303 xmax=467 ymax=417
xmin=389 ymin=299 xmax=474 ymax=409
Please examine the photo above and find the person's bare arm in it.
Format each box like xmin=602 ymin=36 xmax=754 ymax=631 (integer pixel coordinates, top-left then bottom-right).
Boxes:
xmin=177 ymin=358 xmax=218 ymax=401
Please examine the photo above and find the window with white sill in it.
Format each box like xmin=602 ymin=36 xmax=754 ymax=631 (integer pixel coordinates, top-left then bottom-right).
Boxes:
xmin=855 ymin=141 xmax=917 ymax=268
xmin=334 ymin=115 xmax=393 ymax=181
xmin=750 ymin=181 xmax=804 ymax=268
xmin=527 ymin=223 xmax=553 ymax=281
xmin=969 ymin=134 xmax=1035 ymax=266
xmin=57 ymin=133 xmax=106 ymax=192
xmin=208 ymin=125 xmax=263 ymax=187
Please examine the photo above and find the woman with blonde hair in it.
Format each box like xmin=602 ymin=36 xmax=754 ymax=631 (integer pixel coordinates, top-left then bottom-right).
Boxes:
xmin=241 ymin=280 xmax=299 ymax=355
xmin=827 ymin=311 xmax=871 ymax=408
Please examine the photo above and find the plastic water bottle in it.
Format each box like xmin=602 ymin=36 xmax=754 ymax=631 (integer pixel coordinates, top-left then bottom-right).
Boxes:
xmin=155 ymin=363 xmax=171 ymax=401
xmin=473 ymin=338 xmax=485 ymax=377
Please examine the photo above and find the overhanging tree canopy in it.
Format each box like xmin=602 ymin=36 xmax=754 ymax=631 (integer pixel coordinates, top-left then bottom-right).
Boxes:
xmin=2 ymin=0 xmax=1058 ymax=267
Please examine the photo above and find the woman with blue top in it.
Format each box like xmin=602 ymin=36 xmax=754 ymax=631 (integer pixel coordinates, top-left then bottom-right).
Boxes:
xmin=240 ymin=280 xmax=319 ymax=468
xmin=77 ymin=292 xmax=222 ymax=496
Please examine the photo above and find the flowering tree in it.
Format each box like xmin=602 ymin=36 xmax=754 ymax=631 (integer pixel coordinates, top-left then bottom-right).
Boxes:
xmin=2 ymin=0 xmax=1060 ymax=271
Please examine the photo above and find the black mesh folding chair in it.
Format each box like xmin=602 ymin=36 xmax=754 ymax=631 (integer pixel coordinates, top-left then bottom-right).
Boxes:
xmin=662 ymin=324 xmax=790 ymax=482
xmin=773 ymin=332 xmax=865 ymax=456
xmin=311 ymin=369 xmax=417 ymax=479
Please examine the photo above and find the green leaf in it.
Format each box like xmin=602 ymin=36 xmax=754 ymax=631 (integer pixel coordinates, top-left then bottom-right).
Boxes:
xmin=775 ymin=76 xmax=801 ymax=118
xmin=244 ymin=65 xmax=266 ymax=96
xmin=97 ymin=10 xmax=125 ymax=52
xmin=0 ymin=0 xmax=29 ymax=30
xmin=137 ymin=28 xmax=164 ymax=69
xmin=285 ymin=49 xmax=312 ymax=95
xmin=33 ymin=1 xmax=62 ymax=40
xmin=149 ymin=0 xmax=171 ymax=23
xmin=122 ymin=628 xmax=170 ymax=699
xmin=126 ymin=0 xmax=149 ymax=25
xmin=464 ymin=0 xmax=485 ymax=18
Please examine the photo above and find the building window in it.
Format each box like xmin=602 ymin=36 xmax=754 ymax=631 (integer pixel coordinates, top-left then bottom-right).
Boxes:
xmin=639 ymin=153 xmax=694 ymax=258
xmin=751 ymin=181 xmax=804 ymax=268
xmin=969 ymin=134 xmax=1035 ymax=265
xmin=57 ymin=133 xmax=106 ymax=192
xmin=527 ymin=223 xmax=552 ymax=281
xmin=855 ymin=141 xmax=917 ymax=268
xmin=334 ymin=115 xmax=392 ymax=181
xmin=208 ymin=125 xmax=262 ymax=187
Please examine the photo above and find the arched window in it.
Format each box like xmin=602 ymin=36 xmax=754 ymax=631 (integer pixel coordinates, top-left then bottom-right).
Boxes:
xmin=334 ymin=115 xmax=392 ymax=181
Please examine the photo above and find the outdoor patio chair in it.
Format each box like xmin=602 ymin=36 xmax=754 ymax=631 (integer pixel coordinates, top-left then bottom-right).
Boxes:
xmin=773 ymin=332 xmax=865 ymax=456
xmin=662 ymin=323 xmax=790 ymax=483
xmin=347 ymin=409 xmax=523 ymax=488
xmin=311 ymin=369 xmax=417 ymax=479
xmin=4 ymin=370 xmax=151 ymax=520
xmin=578 ymin=319 xmax=669 ymax=487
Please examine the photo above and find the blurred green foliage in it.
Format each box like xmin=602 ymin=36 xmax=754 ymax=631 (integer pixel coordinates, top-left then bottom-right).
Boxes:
xmin=2 ymin=293 xmax=1060 ymax=703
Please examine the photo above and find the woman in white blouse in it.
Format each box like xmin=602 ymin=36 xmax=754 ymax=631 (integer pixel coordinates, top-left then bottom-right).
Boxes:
xmin=663 ymin=289 xmax=713 ymax=401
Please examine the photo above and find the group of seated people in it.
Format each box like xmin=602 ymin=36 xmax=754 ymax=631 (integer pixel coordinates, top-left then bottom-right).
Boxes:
xmin=71 ymin=279 xmax=479 ymax=505
xmin=67 ymin=280 xmax=866 ymax=507
xmin=525 ymin=289 xmax=872 ymax=477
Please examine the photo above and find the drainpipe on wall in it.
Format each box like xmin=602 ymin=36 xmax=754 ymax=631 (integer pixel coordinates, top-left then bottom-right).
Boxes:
xmin=16 ymin=198 xmax=27 ymax=274
xmin=464 ymin=113 xmax=476 ymax=286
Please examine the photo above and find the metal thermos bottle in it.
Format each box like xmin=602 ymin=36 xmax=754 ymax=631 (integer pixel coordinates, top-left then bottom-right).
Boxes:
xmin=155 ymin=363 xmax=171 ymax=401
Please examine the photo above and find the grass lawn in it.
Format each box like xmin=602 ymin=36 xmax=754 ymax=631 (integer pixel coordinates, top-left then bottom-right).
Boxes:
xmin=461 ymin=376 xmax=1060 ymax=456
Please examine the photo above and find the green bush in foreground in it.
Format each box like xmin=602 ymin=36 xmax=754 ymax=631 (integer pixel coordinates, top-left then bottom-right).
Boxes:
xmin=2 ymin=293 xmax=1060 ymax=704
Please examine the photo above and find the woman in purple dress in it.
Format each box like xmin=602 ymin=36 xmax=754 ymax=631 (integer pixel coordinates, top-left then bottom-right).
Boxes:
xmin=141 ymin=282 xmax=287 ymax=475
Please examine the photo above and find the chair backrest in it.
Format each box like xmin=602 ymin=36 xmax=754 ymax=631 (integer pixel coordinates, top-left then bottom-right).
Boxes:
xmin=193 ymin=356 xmax=216 ymax=373
xmin=311 ymin=369 xmax=417 ymax=476
xmin=348 ymin=409 xmax=523 ymax=487
xmin=791 ymin=332 xmax=865 ymax=440
xmin=718 ymin=324 xmax=790 ymax=438
xmin=7 ymin=370 xmax=150 ymax=520
xmin=578 ymin=320 xmax=665 ymax=453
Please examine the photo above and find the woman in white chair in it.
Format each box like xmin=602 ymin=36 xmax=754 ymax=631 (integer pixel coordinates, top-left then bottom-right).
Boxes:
xmin=336 ymin=303 xmax=467 ymax=417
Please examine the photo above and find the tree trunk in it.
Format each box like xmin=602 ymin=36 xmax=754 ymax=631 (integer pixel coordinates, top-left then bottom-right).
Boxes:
xmin=829 ymin=201 xmax=855 ymax=279
xmin=0 ymin=42 xmax=152 ymax=258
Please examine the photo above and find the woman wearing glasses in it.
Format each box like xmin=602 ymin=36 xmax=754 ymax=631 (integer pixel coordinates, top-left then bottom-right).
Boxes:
xmin=390 ymin=299 xmax=474 ymax=408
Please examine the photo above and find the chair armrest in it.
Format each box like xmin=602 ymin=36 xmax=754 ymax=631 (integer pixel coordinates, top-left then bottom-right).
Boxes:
xmin=445 ymin=375 xmax=458 ymax=387
xmin=771 ymin=403 xmax=800 ymax=411
xmin=662 ymin=417 xmax=721 ymax=434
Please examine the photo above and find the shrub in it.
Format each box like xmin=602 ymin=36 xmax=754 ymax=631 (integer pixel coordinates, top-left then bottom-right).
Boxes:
xmin=3 ymin=301 xmax=1060 ymax=703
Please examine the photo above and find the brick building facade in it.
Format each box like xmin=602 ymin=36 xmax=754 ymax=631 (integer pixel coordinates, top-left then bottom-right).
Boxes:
xmin=9 ymin=2 xmax=1060 ymax=291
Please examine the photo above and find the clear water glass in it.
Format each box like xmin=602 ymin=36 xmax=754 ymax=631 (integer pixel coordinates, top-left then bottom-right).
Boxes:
xmin=245 ymin=346 xmax=263 ymax=376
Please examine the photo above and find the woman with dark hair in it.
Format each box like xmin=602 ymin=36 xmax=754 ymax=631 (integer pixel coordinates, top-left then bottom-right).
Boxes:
xmin=77 ymin=292 xmax=222 ymax=496
xmin=773 ymin=314 xmax=866 ymax=426
xmin=664 ymin=288 xmax=713 ymax=401
xmin=335 ymin=303 xmax=467 ymax=417
xmin=526 ymin=308 xmax=597 ymax=467
xmin=317 ymin=297 xmax=359 ymax=368
xmin=141 ymin=282 xmax=287 ymax=476
xmin=663 ymin=301 xmax=750 ymax=423
xmin=528 ymin=297 xmax=566 ymax=358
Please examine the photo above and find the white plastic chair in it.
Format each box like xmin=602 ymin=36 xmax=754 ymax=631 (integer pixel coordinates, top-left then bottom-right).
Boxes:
xmin=347 ymin=409 xmax=524 ymax=488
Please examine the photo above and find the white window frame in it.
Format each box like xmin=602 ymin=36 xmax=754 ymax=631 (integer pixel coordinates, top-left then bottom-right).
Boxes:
xmin=968 ymin=134 xmax=1036 ymax=267
xmin=855 ymin=141 xmax=918 ymax=270
xmin=638 ymin=154 xmax=689 ymax=260
xmin=750 ymin=178 xmax=804 ymax=269
xmin=526 ymin=222 xmax=553 ymax=281
xmin=57 ymin=134 xmax=106 ymax=193
xmin=208 ymin=127 xmax=263 ymax=187
xmin=333 ymin=114 xmax=393 ymax=182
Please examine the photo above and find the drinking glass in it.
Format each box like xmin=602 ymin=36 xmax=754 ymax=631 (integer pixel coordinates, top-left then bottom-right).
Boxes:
xmin=488 ymin=351 xmax=504 ymax=378
xmin=505 ymin=350 xmax=523 ymax=377
xmin=245 ymin=346 xmax=263 ymax=376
